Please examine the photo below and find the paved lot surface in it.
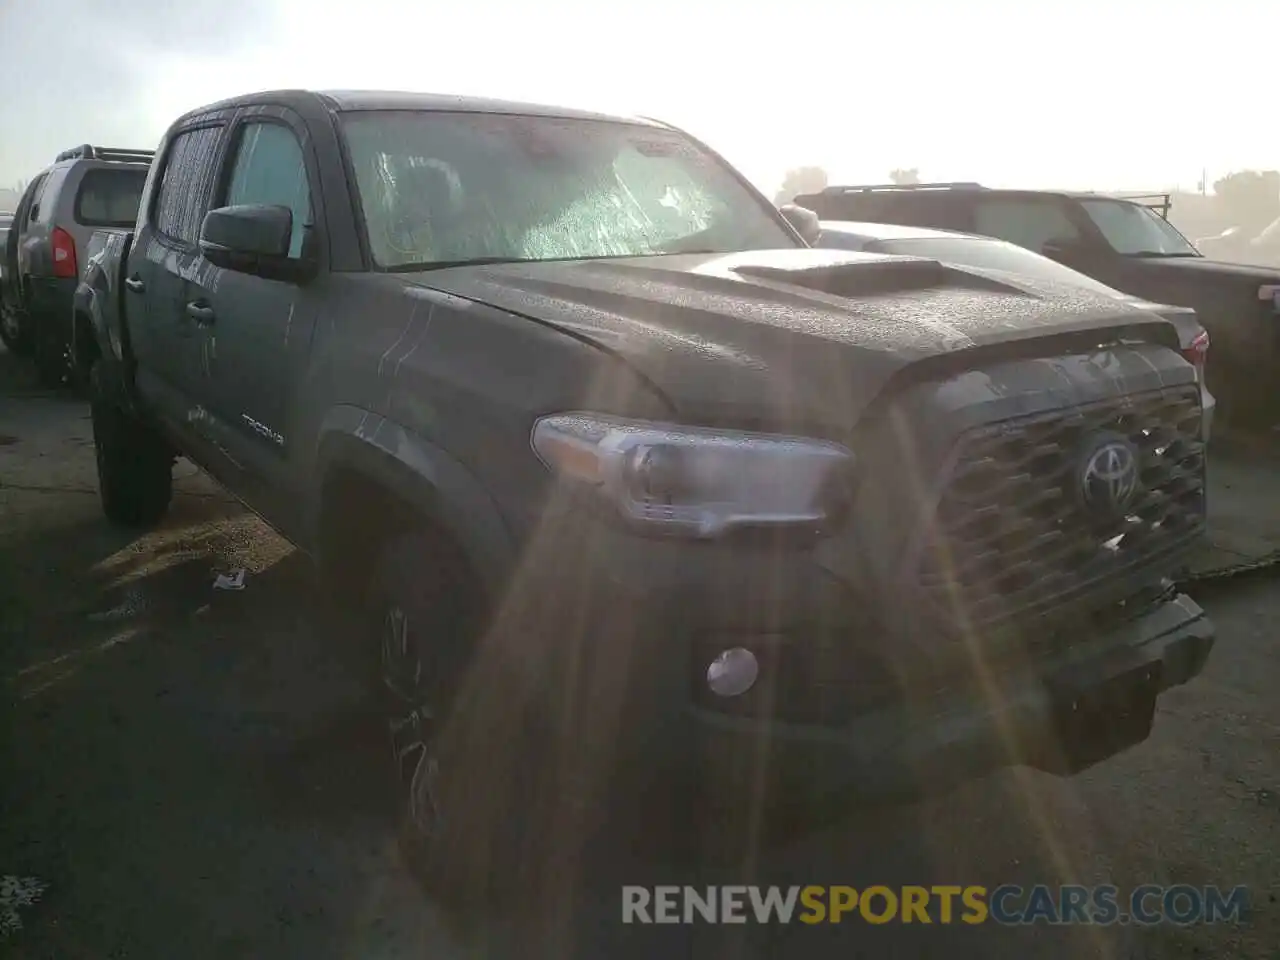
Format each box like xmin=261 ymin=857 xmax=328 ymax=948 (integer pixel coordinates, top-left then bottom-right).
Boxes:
xmin=1 ymin=344 xmax=1277 ymax=959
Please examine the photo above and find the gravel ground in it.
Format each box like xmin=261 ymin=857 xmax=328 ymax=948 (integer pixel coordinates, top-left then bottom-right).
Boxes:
xmin=0 ymin=345 xmax=1276 ymax=959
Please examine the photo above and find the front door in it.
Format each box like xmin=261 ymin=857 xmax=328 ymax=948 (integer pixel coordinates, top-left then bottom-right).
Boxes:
xmin=182 ymin=110 xmax=322 ymax=535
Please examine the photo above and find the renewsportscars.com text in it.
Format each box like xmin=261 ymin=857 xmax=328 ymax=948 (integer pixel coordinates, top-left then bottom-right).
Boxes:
xmin=621 ymin=885 xmax=1249 ymax=926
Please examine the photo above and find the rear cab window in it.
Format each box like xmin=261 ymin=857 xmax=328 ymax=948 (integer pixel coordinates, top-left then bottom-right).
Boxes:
xmin=860 ymin=195 xmax=969 ymax=231
xmin=74 ymin=168 xmax=148 ymax=227
xmin=152 ymin=126 xmax=225 ymax=246
xmin=802 ymin=191 xmax=970 ymax=232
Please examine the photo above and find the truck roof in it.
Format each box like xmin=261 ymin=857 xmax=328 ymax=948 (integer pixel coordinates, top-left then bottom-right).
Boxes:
xmin=805 ymin=183 xmax=1173 ymax=218
xmin=814 ymin=183 xmax=1163 ymax=202
xmin=178 ymin=88 xmax=661 ymax=128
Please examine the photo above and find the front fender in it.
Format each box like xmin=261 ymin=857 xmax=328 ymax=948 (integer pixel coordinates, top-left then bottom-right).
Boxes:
xmin=311 ymin=405 xmax=516 ymax=602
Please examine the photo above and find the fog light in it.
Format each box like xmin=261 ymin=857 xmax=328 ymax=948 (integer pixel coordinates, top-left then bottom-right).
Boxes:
xmin=706 ymin=647 xmax=759 ymax=697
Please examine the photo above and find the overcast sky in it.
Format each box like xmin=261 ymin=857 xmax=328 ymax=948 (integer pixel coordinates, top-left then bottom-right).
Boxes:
xmin=1 ymin=0 xmax=1275 ymax=196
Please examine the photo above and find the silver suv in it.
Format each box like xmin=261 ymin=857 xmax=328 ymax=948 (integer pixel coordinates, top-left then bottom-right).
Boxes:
xmin=10 ymin=144 xmax=152 ymax=384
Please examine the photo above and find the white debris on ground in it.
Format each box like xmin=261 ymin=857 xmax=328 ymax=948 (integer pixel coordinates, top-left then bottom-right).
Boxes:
xmin=0 ymin=875 xmax=47 ymax=937
xmin=213 ymin=568 xmax=247 ymax=591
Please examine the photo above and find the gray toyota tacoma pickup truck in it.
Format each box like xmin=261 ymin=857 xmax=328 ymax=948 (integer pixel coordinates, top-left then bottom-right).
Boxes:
xmin=75 ymin=89 xmax=1215 ymax=903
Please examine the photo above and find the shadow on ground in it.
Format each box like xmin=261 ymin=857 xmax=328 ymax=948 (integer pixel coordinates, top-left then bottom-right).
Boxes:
xmin=0 ymin=482 xmax=429 ymax=958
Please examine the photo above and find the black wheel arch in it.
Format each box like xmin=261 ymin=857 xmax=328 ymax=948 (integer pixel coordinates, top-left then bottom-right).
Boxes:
xmin=74 ymin=233 xmax=137 ymax=401
xmin=311 ymin=409 xmax=517 ymax=608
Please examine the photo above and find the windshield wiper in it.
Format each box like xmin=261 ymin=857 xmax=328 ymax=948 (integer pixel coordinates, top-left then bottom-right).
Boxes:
xmin=652 ymin=246 xmax=721 ymax=256
xmin=1127 ymin=251 xmax=1201 ymax=259
xmin=384 ymin=253 xmax=673 ymax=272
xmin=383 ymin=256 xmax=534 ymax=273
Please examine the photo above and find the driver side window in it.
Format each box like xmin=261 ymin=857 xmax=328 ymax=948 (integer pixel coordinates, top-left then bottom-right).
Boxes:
xmin=225 ymin=122 xmax=313 ymax=259
xmin=973 ymin=198 xmax=1080 ymax=254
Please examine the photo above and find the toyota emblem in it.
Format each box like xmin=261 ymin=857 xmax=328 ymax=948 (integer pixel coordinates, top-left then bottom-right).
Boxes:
xmin=1078 ymin=435 xmax=1140 ymax=517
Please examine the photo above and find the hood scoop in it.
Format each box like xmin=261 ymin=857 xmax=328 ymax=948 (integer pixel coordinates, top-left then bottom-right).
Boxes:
xmin=731 ymin=256 xmax=996 ymax=299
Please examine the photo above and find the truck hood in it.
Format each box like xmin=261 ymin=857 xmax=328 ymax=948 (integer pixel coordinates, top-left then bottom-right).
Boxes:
xmin=923 ymin=262 xmax=1201 ymax=351
xmin=410 ymin=249 xmax=1175 ymax=426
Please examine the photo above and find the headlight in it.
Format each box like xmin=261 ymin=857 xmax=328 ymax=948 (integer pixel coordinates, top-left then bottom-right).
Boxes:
xmin=531 ymin=413 xmax=853 ymax=538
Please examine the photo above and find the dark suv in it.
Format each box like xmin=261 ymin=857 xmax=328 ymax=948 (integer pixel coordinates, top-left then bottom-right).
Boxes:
xmin=77 ymin=90 xmax=1215 ymax=904
xmin=796 ymin=182 xmax=1280 ymax=425
xmin=0 ymin=212 xmax=20 ymax=353
xmin=8 ymin=144 xmax=152 ymax=383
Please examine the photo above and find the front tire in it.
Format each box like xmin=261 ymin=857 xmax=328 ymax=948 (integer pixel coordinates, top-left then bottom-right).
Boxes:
xmin=370 ymin=531 xmax=603 ymax=918
xmin=369 ymin=532 xmax=503 ymax=909
xmin=90 ymin=361 xmax=173 ymax=527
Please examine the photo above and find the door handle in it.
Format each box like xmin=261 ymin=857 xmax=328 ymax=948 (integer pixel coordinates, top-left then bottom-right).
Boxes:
xmin=186 ymin=301 xmax=216 ymax=325
xmin=124 ymin=275 xmax=145 ymax=293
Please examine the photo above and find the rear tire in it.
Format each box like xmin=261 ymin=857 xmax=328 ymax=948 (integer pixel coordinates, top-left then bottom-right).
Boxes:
xmin=90 ymin=361 xmax=173 ymax=527
xmin=0 ymin=300 xmax=33 ymax=357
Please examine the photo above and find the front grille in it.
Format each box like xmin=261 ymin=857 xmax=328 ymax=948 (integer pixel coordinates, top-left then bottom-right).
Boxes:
xmin=915 ymin=385 xmax=1205 ymax=632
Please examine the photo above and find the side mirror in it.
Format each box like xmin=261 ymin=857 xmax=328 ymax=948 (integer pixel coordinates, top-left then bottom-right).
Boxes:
xmin=200 ymin=204 xmax=315 ymax=283
xmin=779 ymin=203 xmax=822 ymax=246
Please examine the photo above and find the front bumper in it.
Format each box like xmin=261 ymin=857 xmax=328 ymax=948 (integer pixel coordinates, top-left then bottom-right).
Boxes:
xmin=547 ymin=510 xmax=1215 ymax=814
xmin=684 ymin=590 xmax=1214 ymax=806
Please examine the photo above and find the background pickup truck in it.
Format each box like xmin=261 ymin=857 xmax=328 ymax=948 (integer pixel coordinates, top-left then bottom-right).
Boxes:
xmin=796 ymin=183 xmax=1280 ymax=428
xmin=76 ymin=88 xmax=1215 ymax=907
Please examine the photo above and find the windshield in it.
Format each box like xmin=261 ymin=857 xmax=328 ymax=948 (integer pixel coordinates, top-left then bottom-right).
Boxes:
xmin=875 ymin=236 xmax=1123 ymax=296
xmin=340 ymin=111 xmax=796 ymax=270
xmin=1079 ymin=199 xmax=1199 ymax=257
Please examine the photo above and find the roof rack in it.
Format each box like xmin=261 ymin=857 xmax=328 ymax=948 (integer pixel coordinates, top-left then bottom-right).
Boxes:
xmin=1118 ymin=192 xmax=1173 ymax=219
xmin=55 ymin=144 xmax=155 ymax=164
xmin=1078 ymin=191 xmax=1173 ymax=220
xmin=820 ymin=182 xmax=988 ymax=194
